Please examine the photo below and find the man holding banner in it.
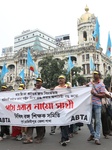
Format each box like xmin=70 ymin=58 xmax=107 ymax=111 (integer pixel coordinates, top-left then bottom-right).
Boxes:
xmin=87 ymin=70 xmax=105 ymax=145
xmin=23 ymin=77 xmax=45 ymax=144
xmin=50 ymin=75 xmax=70 ymax=146
xmin=0 ymin=85 xmax=10 ymax=141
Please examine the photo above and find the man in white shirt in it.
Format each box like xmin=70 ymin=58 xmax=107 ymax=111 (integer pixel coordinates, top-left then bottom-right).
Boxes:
xmin=23 ymin=78 xmax=46 ymax=144
xmin=50 ymin=75 xmax=71 ymax=146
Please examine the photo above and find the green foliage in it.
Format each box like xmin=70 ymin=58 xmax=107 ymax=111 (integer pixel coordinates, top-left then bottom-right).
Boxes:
xmin=38 ymin=56 xmax=66 ymax=88
xmin=71 ymin=67 xmax=82 ymax=76
xmin=104 ymin=74 xmax=111 ymax=88
xmin=77 ymin=75 xmax=87 ymax=86
xmin=68 ymin=67 xmax=86 ymax=86
xmin=38 ymin=56 xmax=86 ymax=88
xmin=71 ymin=67 xmax=83 ymax=86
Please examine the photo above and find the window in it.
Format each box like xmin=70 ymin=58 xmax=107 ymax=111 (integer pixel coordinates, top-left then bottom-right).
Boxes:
xmin=82 ymin=64 xmax=85 ymax=74
xmin=23 ymin=59 xmax=26 ymax=67
xmin=92 ymin=31 xmax=95 ymax=41
xmin=10 ymin=76 xmax=12 ymax=81
xmin=63 ymin=36 xmax=70 ymax=40
xmin=83 ymin=31 xmax=87 ymax=41
xmin=108 ymin=66 xmax=111 ymax=70
xmin=94 ymin=64 xmax=96 ymax=70
xmin=87 ymin=64 xmax=90 ymax=74
xmin=86 ymin=54 xmax=89 ymax=61
xmin=82 ymin=55 xmax=85 ymax=62
xmin=97 ymin=55 xmax=99 ymax=60
xmin=20 ymin=60 xmax=22 ymax=65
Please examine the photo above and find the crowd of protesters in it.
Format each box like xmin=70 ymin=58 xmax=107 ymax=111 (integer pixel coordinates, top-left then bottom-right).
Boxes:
xmin=0 ymin=71 xmax=112 ymax=146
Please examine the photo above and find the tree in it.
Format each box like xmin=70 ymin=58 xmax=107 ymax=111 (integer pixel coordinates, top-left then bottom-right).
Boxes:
xmin=38 ymin=56 xmax=86 ymax=88
xmin=71 ymin=67 xmax=82 ymax=86
xmin=67 ymin=67 xmax=86 ymax=86
xmin=77 ymin=75 xmax=86 ymax=86
xmin=38 ymin=56 xmax=66 ymax=88
xmin=104 ymin=74 xmax=111 ymax=88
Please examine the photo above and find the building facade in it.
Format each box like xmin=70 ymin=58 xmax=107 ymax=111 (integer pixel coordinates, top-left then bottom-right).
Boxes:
xmin=1 ymin=46 xmax=14 ymax=56
xmin=55 ymin=34 xmax=71 ymax=47
xmin=0 ymin=6 xmax=112 ymax=89
xmin=14 ymin=28 xmax=63 ymax=53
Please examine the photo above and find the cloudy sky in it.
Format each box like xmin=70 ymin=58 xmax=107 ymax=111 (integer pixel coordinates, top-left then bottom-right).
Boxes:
xmin=0 ymin=0 xmax=111 ymax=54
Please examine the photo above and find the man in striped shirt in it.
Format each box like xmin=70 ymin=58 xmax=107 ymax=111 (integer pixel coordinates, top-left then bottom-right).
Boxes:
xmin=87 ymin=70 xmax=105 ymax=145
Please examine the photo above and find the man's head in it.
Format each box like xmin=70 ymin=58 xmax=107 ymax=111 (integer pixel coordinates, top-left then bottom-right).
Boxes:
xmin=35 ymin=77 xmax=43 ymax=88
xmin=58 ymin=75 xmax=66 ymax=85
xmin=1 ymin=85 xmax=7 ymax=91
xmin=7 ymin=86 xmax=14 ymax=91
xmin=93 ymin=70 xmax=101 ymax=80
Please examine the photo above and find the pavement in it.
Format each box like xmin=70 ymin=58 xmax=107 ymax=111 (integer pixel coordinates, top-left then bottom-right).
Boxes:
xmin=0 ymin=125 xmax=112 ymax=150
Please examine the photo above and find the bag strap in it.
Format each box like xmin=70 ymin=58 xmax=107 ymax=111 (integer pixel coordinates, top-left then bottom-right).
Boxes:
xmin=92 ymin=84 xmax=99 ymax=93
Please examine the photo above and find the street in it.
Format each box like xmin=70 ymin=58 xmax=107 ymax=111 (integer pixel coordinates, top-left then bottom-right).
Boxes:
xmin=0 ymin=125 xmax=112 ymax=150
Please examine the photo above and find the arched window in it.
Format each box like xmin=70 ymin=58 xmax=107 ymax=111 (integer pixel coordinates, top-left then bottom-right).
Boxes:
xmin=7 ymin=64 xmax=15 ymax=72
xmin=83 ymin=31 xmax=87 ymax=41
xmin=69 ymin=56 xmax=77 ymax=63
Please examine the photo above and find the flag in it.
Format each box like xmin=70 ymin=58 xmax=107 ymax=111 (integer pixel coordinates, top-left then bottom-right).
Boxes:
xmin=19 ymin=69 xmax=25 ymax=84
xmin=93 ymin=18 xmax=100 ymax=49
xmin=90 ymin=57 xmax=95 ymax=71
xmin=0 ymin=63 xmax=9 ymax=81
xmin=27 ymin=48 xmax=38 ymax=76
xmin=67 ymin=56 xmax=74 ymax=73
xmin=106 ymin=32 xmax=111 ymax=57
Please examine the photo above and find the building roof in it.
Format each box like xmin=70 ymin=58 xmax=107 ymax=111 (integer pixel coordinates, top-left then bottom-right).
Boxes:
xmin=80 ymin=5 xmax=92 ymax=23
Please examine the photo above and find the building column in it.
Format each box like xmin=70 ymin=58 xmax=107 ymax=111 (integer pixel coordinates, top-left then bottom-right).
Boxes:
xmin=85 ymin=64 xmax=87 ymax=74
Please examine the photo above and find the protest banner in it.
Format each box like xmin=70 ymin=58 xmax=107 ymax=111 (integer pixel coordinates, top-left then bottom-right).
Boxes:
xmin=0 ymin=87 xmax=92 ymax=126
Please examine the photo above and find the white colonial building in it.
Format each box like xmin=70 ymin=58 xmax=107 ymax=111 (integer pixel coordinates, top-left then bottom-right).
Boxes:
xmin=0 ymin=5 xmax=112 ymax=89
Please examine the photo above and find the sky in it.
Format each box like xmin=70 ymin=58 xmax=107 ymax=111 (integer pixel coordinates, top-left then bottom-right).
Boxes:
xmin=0 ymin=0 xmax=112 ymax=55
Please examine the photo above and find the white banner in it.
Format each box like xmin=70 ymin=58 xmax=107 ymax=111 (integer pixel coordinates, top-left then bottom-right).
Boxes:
xmin=0 ymin=87 xmax=92 ymax=126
